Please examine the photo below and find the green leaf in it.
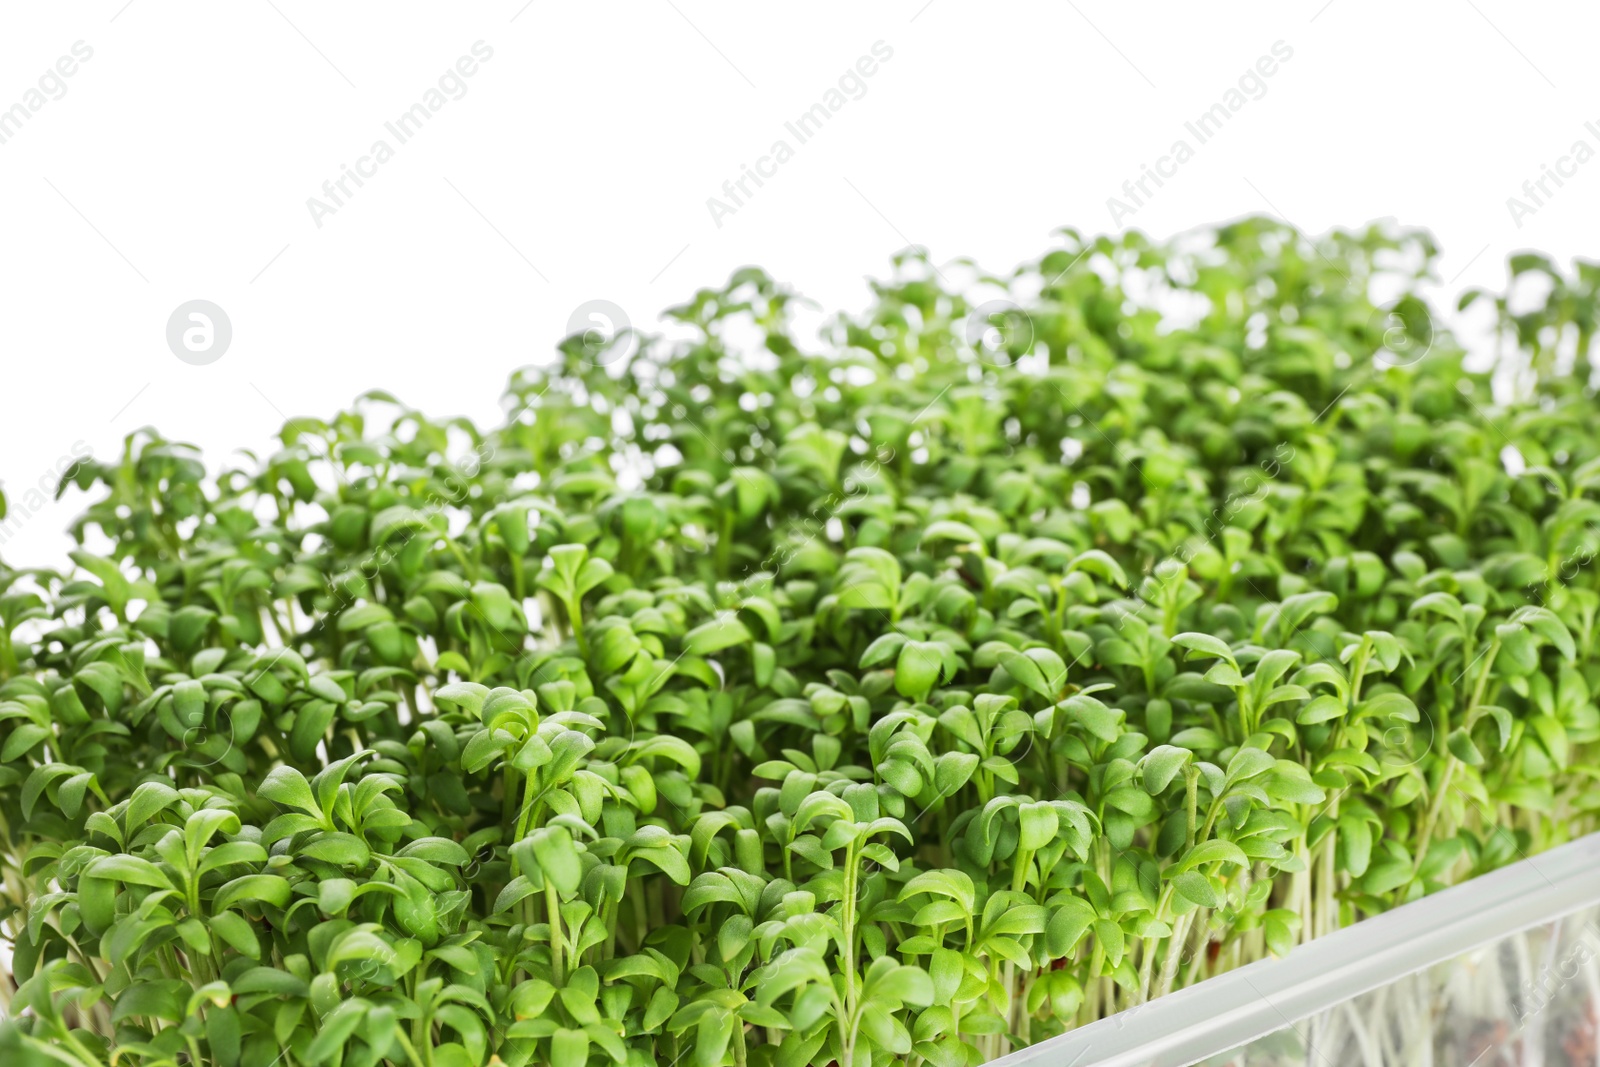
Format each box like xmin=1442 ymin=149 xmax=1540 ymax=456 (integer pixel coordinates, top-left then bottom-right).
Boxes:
xmin=524 ymin=826 xmax=582 ymax=895
xmin=212 ymin=874 xmax=291 ymax=913
xmin=1018 ymin=802 xmax=1059 ymax=852
xmin=1 ymin=724 xmax=50 ymax=762
xmin=1297 ymin=695 xmax=1346 ymax=724
xmin=1225 ymin=746 xmax=1276 ymax=786
xmin=1046 ymin=899 xmax=1096 ymax=958
xmin=1177 ymin=839 xmax=1249 ymax=873
xmin=299 ymin=833 xmax=371 ymax=868
xmin=1447 ymin=728 xmax=1485 ymax=766
xmin=933 ymin=751 xmax=979 ymax=796
xmin=1172 ymin=871 xmax=1218 ymax=908
xmin=88 ymin=854 xmax=173 ymax=889
xmin=683 ymin=614 xmax=752 ymax=656
xmin=1141 ymin=745 xmax=1191 ymax=794
xmin=998 ymin=648 xmax=1051 ymax=698
xmin=1262 ymin=909 xmax=1299 ymax=957
xmin=921 ymin=520 xmax=985 ymax=549
xmin=1172 ymin=632 xmax=1235 ymax=662
xmin=1058 ymin=693 xmax=1122 ymax=743
xmin=210 ymin=912 xmax=260 ymax=958
xmin=896 ymin=641 xmax=947 ymax=701
xmin=434 ymin=682 xmax=490 ymax=717
xmin=308 ymin=1000 xmax=367 ymax=1065
xmin=258 ymin=765 xmax=319 ymax=816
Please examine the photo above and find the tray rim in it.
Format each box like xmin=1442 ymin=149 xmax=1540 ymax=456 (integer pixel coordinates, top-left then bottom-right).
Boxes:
xmin=984 ymin=830 xmax=1600 ymax=1067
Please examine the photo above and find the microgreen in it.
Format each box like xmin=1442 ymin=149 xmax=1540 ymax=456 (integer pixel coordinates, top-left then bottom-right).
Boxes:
xmin=2 ymin=218 xmax=1599 ymax=1067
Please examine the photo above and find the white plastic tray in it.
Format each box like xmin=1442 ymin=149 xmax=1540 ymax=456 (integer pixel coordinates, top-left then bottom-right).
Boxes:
xmin=988 ymin=832 xmax=1600 ymax=1067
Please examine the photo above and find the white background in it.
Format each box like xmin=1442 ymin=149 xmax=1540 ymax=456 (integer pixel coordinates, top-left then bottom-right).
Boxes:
xmin=1 ymin=1 xmax=1596 ymax=567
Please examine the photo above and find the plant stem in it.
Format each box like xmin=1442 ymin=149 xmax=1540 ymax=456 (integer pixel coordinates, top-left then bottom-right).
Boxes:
xmin=1415 ymin=757 xmax=1458 ymax=866
xmin=546 ymin=881 xmax=565 ymax=985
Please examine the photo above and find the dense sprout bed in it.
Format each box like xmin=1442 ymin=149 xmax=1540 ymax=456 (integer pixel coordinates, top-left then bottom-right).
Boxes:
xmin=3 ymin=218 xmax=1600 ymax=1067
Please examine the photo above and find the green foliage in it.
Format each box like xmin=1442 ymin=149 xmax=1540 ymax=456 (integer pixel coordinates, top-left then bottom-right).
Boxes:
xmin=2 ymin=218 xmax=1600 ymax=1066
